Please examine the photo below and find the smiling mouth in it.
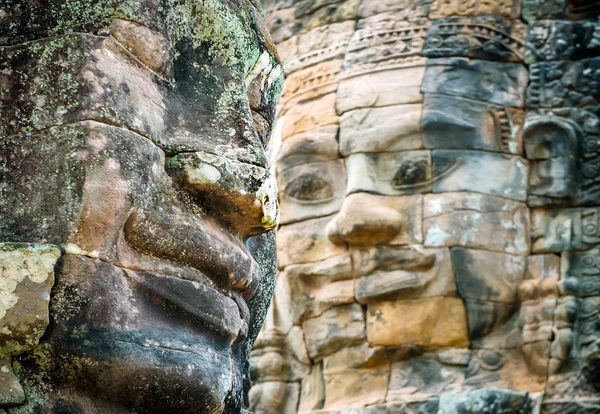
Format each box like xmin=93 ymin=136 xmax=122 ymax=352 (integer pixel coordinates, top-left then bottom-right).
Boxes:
xmin=117 ymin=208 xmax=261 ymax=344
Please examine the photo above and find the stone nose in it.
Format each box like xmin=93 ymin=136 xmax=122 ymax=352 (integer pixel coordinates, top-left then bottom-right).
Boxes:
xmin=165 ymin=151 xmax=279 ymax=238
xmin=326 ymin=193 xmax=403 ymax=246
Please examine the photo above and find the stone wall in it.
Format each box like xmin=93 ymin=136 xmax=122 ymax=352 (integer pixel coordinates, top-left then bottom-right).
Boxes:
xmin=250 ymin=0 xmax=600 ymax=413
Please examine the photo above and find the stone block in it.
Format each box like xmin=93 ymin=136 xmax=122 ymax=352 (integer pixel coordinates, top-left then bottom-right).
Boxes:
xmin=281 ymin=93 xmax=339 ymax=139
xmin=423 ymin=16 xmax=526 ymax=62
xmin=344 ymin=15 xmax=429 ymax=77
xmin=366 ymin=297 xmax=469 ymax=347
xmin=337 ymin=66 xmax=425 ymax=114
xmin=299 ymin=363 xmax=325 ymax=412
xmin=345 ymin=151 xmax=431 ymax=196
xmin=531 ymin=207 xmax=600 ymax=253
xmin=357 ymin=0 xmax=432 ymax=18
xmin=322 ymin=366 xmax=388 ymax=410
xmin=264 ymin=8 xmax=298 ymax=43
xmin=422 ymin=94 xmax=524 ymax=154
xmin=527 ymin=58 xmax=600 ymax=109
xmin=464 ymin=299 xmax=517 ymax=341
xmin=525 ymin=20 xmax=600 ymax=64
xmin=326 ymin=193 xmax=422 ymax=246
xmin=251 ymin=326 xmax=310 ymax=383
xmin=288 ymin=267 xmax=355 ymax=324
xmin=280 ymin=60 xmax=342 ymax=111
xmin=277 ymin=215 xmax=347 ymax=269
xmin=542 ymin=400 xmax=600 ymax=414
xmin=321 ymin=344 xmax=389 ymax=409
xmin=339 ymin=104 xmax=422 ymax=156
xmin=249 ymin=382 xmax=300 ymax=414
xmin=567 ymin=0 xmax=600 ymax=20
xmin=0 ymin=357 xmax=24 ymax=405
xmin=303 ymin=304 xmax=366 ymax=361
xmin=276 ymin=125 xmax=339 ymax=170
xmin=451 ymin=248 xmax=526 ymax=303
xmin=472 ymin=313 xmax=521 ymax=350
xmin=438 ymin=388 xmax=532 ymax=414
xmin=431 ymin=150 xmax=528 ymax=201
xmin=422 ymin=58 xmax=528 ymax=108
xmin=294 ymin=0 xmax=360 ymax=35
xmin=522 ymin=0 xmax=566 ymax=22
xmin=278 ymin=159 xmax=345 ymax=224
xmin=281 ymin=21 xmax=355 ymax=73
xmin=0 ymin=243 xmax=60 ymax=357
xmin=423 ymin=193 xmax=530 ymax=255
xmin=527 ymin=254 xmax=561 ymax=281
xmin=387 ymin=354 xmax=466 ymax=401
xmin=429 ymin=0 xmax=521 ymax=18
xmin=355 ymin=246 xmax=456 ymax=303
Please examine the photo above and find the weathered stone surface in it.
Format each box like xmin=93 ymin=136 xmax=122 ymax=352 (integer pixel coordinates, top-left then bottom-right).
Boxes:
xmin=387 ymin=352 xmax=466 ymax=401
xmin=531 ymin=207 xmax=600 ymax=253
xmin=285 ymin=254 xmax=354 ymax=324
xmin=424 ymin=193 xmax=530 ymax=255
xmin=280 ymin=60 xmax=342 ymax=111
xmin=423 ymin=16 xmax=526 ymax=62
xmin=2 ymin=2 xmax=283 ymax=411
xmin=278 ymin=215 xmax=347 ymax=268
xmin=337 ymin=66 xmax=425 ymax=114
xmin=452 ymin=248 xmax=526 ymax=303
xmin=366 ymin=297 xmax=469 ymax=347
xmin=326 ymin=193 xmax=423 ymax=246
xmin=431 ymin=150 xmax=529 ymax=201
xmin=422 ymin=95 xmax=524 ymax=154
xmin=277 ymin=125 xmax=339 ymax=170
xmin=303 ymin=304 xmax=366 ymax=361
xmin=438 ymin=388 xmax=533 ymax=414
xmin=527 ymin=58 xmax=600 ymax=109
xmin=322 ymin=344 xmax=389 ymax=409
xmin=355 ymin=246 xmax=456 ymax=303
xmin=282 ymin=93 xmax=339 ymax=139
xmin=345 ymin=151 xmax=431 ymax=196
xmin=298 ymin=363 xmax=326 ymax=412
xmin=357 ymin=0 xmax=432 ymax=19
xmin=0 ymin=244 xmax=59 ymax=356
xmin=522 ymin=0 xmax=566 ymax=21
xmin=278 ymin=159 xmax=345 ymax=224
xmin=339 ymin=104 xmax=422 ymax=156
xmin=251 ymin=0 xmax=600 ymax=410
xmin=525 ymin=20 xmax=600 ymax=64
xmin=465 ymin=300 xmax=518 ymax=341
xmin=249 ymin=382 xmax=300 ymax=414
xmin=293 ymin=0 xmax=360 ymax=35
xmin=422 ymin=58 xmax=528 ymax=108
xmin=280 ymin=21 xmax=355 ymax=73
xmin=429 ymin=0 xmax=521 ymax=18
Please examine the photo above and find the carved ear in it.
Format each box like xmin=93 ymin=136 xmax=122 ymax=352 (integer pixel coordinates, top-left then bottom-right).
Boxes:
xmin=523 ymin=115 xmax=580 ymax=202
xmin=523 ymin=116 xmax=579 ymax=160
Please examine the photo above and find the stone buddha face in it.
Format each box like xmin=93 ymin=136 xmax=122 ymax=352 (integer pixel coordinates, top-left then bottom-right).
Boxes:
xmin=252 ymin=1 xmax=600 ymax=412
xmin=0 ymin=1 xmax=282 ymax=412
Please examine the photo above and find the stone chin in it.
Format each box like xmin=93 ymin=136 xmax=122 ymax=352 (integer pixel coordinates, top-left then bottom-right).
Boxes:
xmin=15 ymin=251 xmax=262 ymax=413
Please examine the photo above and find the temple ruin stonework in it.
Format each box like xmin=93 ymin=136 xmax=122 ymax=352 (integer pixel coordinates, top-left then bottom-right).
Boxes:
xmin=250 ymin=0 xmax=600 ymax=413
xmin=0 ymin=0 xmax=283 ymax=412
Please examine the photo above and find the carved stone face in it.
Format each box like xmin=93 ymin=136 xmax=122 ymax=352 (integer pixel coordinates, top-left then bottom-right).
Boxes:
xmin=251 ymin=1 xmax=600 ymax=413
xmin=0 ymin=1 xmax=283 ymax=412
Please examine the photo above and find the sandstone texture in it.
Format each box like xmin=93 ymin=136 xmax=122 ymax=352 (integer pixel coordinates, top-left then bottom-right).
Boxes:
xmin=252 ymin=0 xmax=600 ymax=413
xmin=1 ymin=0 xmax=283 ymax=412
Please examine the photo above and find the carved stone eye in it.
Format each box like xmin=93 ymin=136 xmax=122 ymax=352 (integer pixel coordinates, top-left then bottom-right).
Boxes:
xmin=285 ymin=173 xmax=333 ymax=202
xmin=392 ymin=160 xmax=428 ymax=188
